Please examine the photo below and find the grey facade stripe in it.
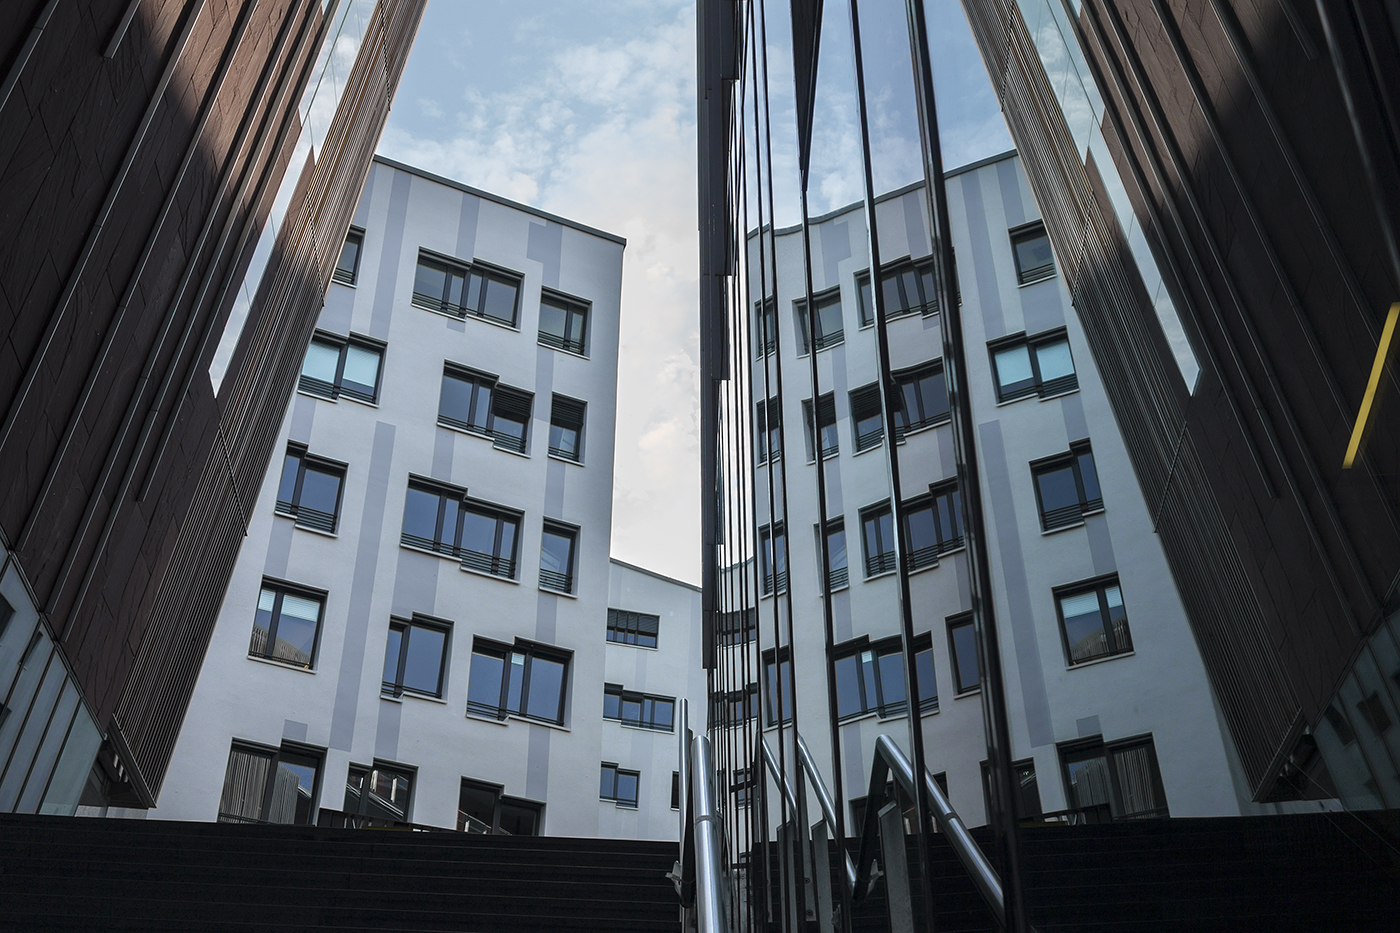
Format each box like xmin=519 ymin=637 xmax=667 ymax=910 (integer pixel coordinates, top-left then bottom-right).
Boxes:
xmin=321 ymin=284 xmax=354 ymax=335
xmin=1059 ymin=391 xmax=1090 ymax=443
xmin=996 ymin=159 xmax=1026 ymax=229
xmin=289 ymin=394 xmax=316 ymax=445
xmin=978 ymin=420 xmax=1053 ymax=747
xmin=821 ymin=219 xmax=852 ymax=290
xmin=455 ymin=190 xmax=481 ymax=264
xmin=446 ymin=317 xmax=466 ymax=333
xmin=352 ymin=164 xmax=377 ymax=228
xmin=1084 ymin=514 xmax=1117 ymax=578
xmin=525 ymin=719 xmax=551 ymax=803
xmin=373 ymin=693 xmax=401 ymax=762
xmin=822 ymin=455 xmax=843 ymax=518
xmin=282 ymin=719 xmax=308 ymax=743
xmin=431 ymin=428 xmax=454 ymax=481
xmin=902 ymin=193 xmax=930 ymax=257
xmin=935 ymin=428 xmax=957 ymax=482
xmin=843 ymin=722 xmax=864 ymax=801
xmin=262 ymin=518 xmax=294 ymax=581
xmin=961 ymin=171 xmax=1006 ymax=338
xmin=527 ymin=220 xmax=563 ymax=291
xmin=1019 ymin=278 xmax=1066 ymax=335
xmin=1076 ymin=714 xmax=1102 ymax=738
xmin=370 ymin=171 xmax=412 ymax=341
xmin=329 ymin=421 xmax=397 ymax=752
xmin=391 ymin=549 xmax=439 ymax=620
xmin=831 ymin=589 xmax=852 ymax=643
xmin=534 ymin=587 xmax=558 ymax=645
xmin=953 ymin=550 xmax=971 ymax=609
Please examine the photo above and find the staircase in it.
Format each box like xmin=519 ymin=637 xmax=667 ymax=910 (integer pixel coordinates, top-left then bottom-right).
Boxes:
xmin=0 ymin=813 xmax=681 ymax=932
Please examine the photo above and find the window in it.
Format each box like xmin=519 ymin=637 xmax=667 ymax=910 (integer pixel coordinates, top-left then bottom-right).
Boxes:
xmin=763 ymin=647 xmax=793 ymax=726
xmin=849 ymin=384 xmax=883 ymax=451
xmin=458 ymin=778 xmax=542 ymax=835
xmin=459 ymin=502 xmax=521 ymax=578
xmin=981 ymin=758 xmax=1043 ymax=822
xmin=833 ymin=637 xmax=906 ymax=720
xmin=274 ymin=445 xmax=344 ymax=534
xmin=467 ymin=638 xmax=570 ymax=725
xmin=401 ymin=478 xmax=466 ymax=556
xmin=990 ymin=328 xmax=1077 ymax=401
xmin=548 ymin=395 xmax=586 ymax=462
xmin=912 ymin=633 xmax=938 ymax=713
xmin=1056 ymin=577 xmax=1132 ymax=664
xmin=711 ymin=684 xmax=758 ymax=727
xmin=345 ymin=762 xmax=414 ymax=824
xmin=755 ymin=397 xmax=782 ymax=464
xmin=823 ymin=520 xmax=848 ymax=591
xmin=604 ymin=684 xmax=676 ymax=732
xmin=217 ymin=743 xmax=321 ymax=825
xmin=754 ymin=297 xmax=776 ymax=357
xmin=759 ymin=523 xmax=787 ymax=595
xmin=413 ymin=251 xmax=521 ymax=327
xmin=802 ymin=393 xmax=838 ymax=460
xmin=600 ymin=763 xmax=639 ymax=807
xmin=381 ymin=615 xmax=449 ymax=698
xmin=717 ymin=607 xmax=756 ymax=645
xmin=1061 ymin=736 xmax=1168 ymax=820
xmin=671 ymin=772 xmax=681 ymax=810
xmin=401 ymin=480 xmax=522 ymax=579
xmin=1032 ymin=442 xmax=1103 ymax=530
xmin=249 ymin=581 xmax=323 ymax=669
xmin=538 ymin=291 xmax=588 ymax=354
xmin=860 ymin=504 xmax=896 ymax=577
xmin=904 ymin=482 xmax=963 ymax=571
xmin=861 ymin=257 xmax=940 ymax=326
xmin=1010 ymin=222 xmax=1055 ymax=284
xmin=438 ymin=365 xmax=532 ymax=454
xmin=539 ymin=523 xmax=577 ymax=594
xmin=948 ymin=614 xmax=979 ymax=694
xmin=607 ymin=609 xmax=660 ymax=648
xmin=894 ymin=362 xmax=949 ymax=437
xmin=299 ymin=332 xmax=383 ymax=403
xmin=333 ymin=227 xmax=363 ymax=286
xmin=794 ymin=289 xmax=844 ymax=353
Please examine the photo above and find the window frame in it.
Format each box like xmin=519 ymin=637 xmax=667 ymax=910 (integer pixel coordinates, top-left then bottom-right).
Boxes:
xmin=802 ymin=393 xmax=839 ymax=461
xmin=1054 ymin=575 xmax=1133 ymax=666
xmin=539 ymin=522 xmax=578 ymax=595
xmin=333 ymin=227 xmax=364 ymax=286
xmin=1031 ymin=441 xmax=1104 ymax=531
xmin=1059 ymin=734 xmax=1169 ymax=820
xmin=833 ymin=635 xmax=908 ymax=722
xmin=893 ymin=361 xmax=950 ymax=437
xmin=821 ymin=518 xmax=849 ymax=591
xmin=458 ymin=777 xmax=543 ymax=835
xmin=438 ymin=363 xmax=533 ymax=454
xmin=274 ymin=444 xmax=346 ymax=534
xmin=1010 ymin=221 xmax=1055 ymax=285
xmin=603 ymin=683 xmax=676 ymax=733
xmin=754 ymin=297 xmax=777 ymax=358
xmin=849 ymin=384 xmax=884 ymax=452
xmin=299 ymin=331 xmax=384 ymax=404
xmin=859 ymin=503 xmax=897 ymax=578
xmin=758 ymin=522 xmax=787 ymax=596
xmin=763 ymin=646 xmax=793 ymax=727
xmin=466 ymin=637 xmax=572 ymax=726
xmin=947 ymin=613 xmax=980 ymax=696
xmin=412 ymin=250 xmax=522 ymax=327
xmin=249 ymin=579 xmax=325 ymax=670
xmin=599 ymin=762 xmax=640 ymax=808
xmin=717 ymin=608 xmax=756 ymax=646
xmin=902 ymin=481 xmax=963 ymax=571
xmin=755 ymin=396 xmax=783 ymax=464
xmin=912 ymin=632 xmax=939 ymax=714
xmin=458 ymin=500 xmax=523 ymax=580
xmin=344 ymin=760 xmax=416 ymax=825
xmin=537 ymin=289 xmax=590 ymax=355
xmin=989 ymin=328 xmax=1077 ymax=402
xmin=606 ymin=608 xmax=660 ymax=648
xmin=710 ymin=683 xmax=759 ymax=727
xmin=217 ymin=741 xmax=323 ymax=826
xmin=548 ymin=394 xmax=587 ymax=462
xmin=794 ymin=286 xmax=845 ymax=354
xmin=381 ymin=614 xmax=451 ymax=699
xmin=400 ymin=477 xmax=468 ymax=557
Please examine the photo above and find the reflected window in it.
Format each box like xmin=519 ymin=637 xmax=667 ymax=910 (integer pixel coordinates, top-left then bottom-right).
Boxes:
xmin=382 ymin=615 xmax=449 ymax=698
xmin=600 ymin=763 xmax=640 ymax=807
xmin=763 ymin=647 xmax=793 ymax=726
xmin=711 ymin=684 xmax=758 ymax=727
xmin=833 ymin=636 xmax=906 ymax=721
xmin=894 ymin=362 xmax=949 ymax=437
xmin=299 ymin=332 xmax=383 ymax=403
xmin=607 ymin=608 xmax=660 ymax=648
xmin=1032 ymin=441 xmax=1103 ymax=530
xmin=249 ymin=581 xmax=323 ymax=669
xmin=759 ymin=523 xmax=787 ymax=595
xmin=756 ymin=397 xmax=782 ymax=464
xmin=333 ymin=227 xmax=363 ymax=286
xmin=948 ymin=614 xmax=980 ymax=694
xmin=904 ymin=483 xmax=963 ymax=571
xmin=860 ymin=503 xmax=896 ymax=577
xmin=795 ymin=289 xmax=844 ymax=353
xmin=1056 ymin=577 xmax=1132 ymax=665
xmin=754 ymin=297 xmax=777 ymax=357
xmin=538 ymin=292 xmax=589 ymax=354
xmin=1011 ymin=222 xmax=1055 ymax=284
xmin=850 ymin=384 xmax=883 ymax=451
xmin=803 ymin=393 xmax=839 ymax=461
xmin=218 ymin=743 xmax=321 ymax=825
xmin=458 ymin=778 xmax=541 ymax=835
xmin=412 ymin=252 xmax=521 ymax=327
xmin=990 ymin=328 xmax=1077 ymax=401
xmin=274 ymin=444 xmax=344 ymax=534
xmin=1060 ymin=736 xmax=1168 ymax=820
xmin=345 ymin=762 xmax=414 ymax=825
xmin=467 ymin=638 xmax=570 ymax=725
xmin=717 ymin=608 xmax=756 ymax=646
xmin=913 ymin=633 xmax=938 ymax=713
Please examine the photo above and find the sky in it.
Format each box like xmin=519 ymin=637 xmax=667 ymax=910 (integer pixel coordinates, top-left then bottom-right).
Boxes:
xmin=379 ymin=0 xmax=1011 ymax=585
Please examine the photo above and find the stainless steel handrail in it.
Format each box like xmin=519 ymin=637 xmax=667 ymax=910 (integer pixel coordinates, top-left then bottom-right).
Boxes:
xmin=760 ymin=736 xmax=858 ymax=893
xmin=691 ymin=734 xmax=727 ymax=933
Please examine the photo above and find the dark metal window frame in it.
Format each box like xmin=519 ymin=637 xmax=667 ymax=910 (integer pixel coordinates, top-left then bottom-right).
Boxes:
xmin=1054 ymin=574 xmax=1133 ymax=666
xmin=603 ymin=683 xmax=676 ymax=732
xmin=833 ymin=634 xmax=908 ymax=721
xmin=849 ymin=383 xmax=883 ymax=451
xmin=382 ymin=614 xmax=451 ymax=699
xmin=606 ymin=608 xmax=660 ymax=647
xmin=458 ymin=777 xmax=544 ymax=835
xmin=539 ymin=521 xmax=578 ymax=594
xmin=249 ymin=578 xmax=325 ymax=669
xmin=794 ymin=285 xmax=845 ymax=353
xmin=859 ymin=255 xmax=941 ymax=326
xmin=400 ymin=476 xmax=468 ymax=557
xmin=438 ymin=363 xmax=533 ymax=454
xmin=538 ymin=289 xmax=590 ymax=355
xmin=274 ymin=444 xmax=346 ymax=534
xmin=988 ymin=327 xmax=1078 ymax=402
xmin=758 ymin=521 xmax=787 ymax=595
xmin=1058 ymin=734 xmax=1169 ymax=821
xmin=717 ymin=607 xmax=756 ymax=645
xmin=947 ymin=612 xmax=980 ymax=695
xmin=333 ymin=226 xmax=364 ymax=286
xmin=548 ymin=394 xmax=586 ymax=462
xmin=412 ymin=249 xmax=523 ymax=327
xmin=802 ymin=392 xmax=838 ymax=461
xmin=600 ymin=762 xmax=640 ymax=807
xmin=903 ymin=481 xmax=963 ymax=572
xmin=754 ymin=296 xmax=777 ymax=357
xmin=1031 ymin=441 xmax=1104 ymax=531
xmin=459 ymin=500 xmax=523 ymax=579
xmin=762 ymin=646 xmax=793 ymax=727
xmin=755 ymin=396 xmax=782 ymax=464
xmin=911 ymin=632 xmax=939 ymax=713
xmin=217 ymin=740 xmax=323 ymax=825
xmin=467 ymin=636 xmax=572 ymax=725
xmin=299 ymin=330 xmax=384 ymax=404
xmin=822 ymin=518 xmax=848 ymax=591
xmin=344 ymin=759 xmax=416 ymax=825
xmin=1010 ymin=221 xmax=1055 ymax=285
xmin=711 ymin=683 xmax=759 ymax=727
xmin=893 ymin=360 xmax=950 ymax=437
xmin=859 ymin=501 xmax=897 ymax=577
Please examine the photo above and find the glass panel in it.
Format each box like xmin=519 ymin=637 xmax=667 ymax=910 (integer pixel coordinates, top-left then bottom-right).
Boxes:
xmin=1014 ymin=232 xmax=1054 ymax=278
xmin=506 ymin=654 xmax=525 ymax=714
xmin=298 ymin=465 xmax=341 ymax=518
xmin=269 ymin=753 xmax=318 ymax=825
xmin=539 ymin=300 xmax=568 ymax=341
xmin=621 ymin=696 xmax=642 ymax=723
xmin=1014 ymin=762 xmax=1043 ymax=820
xmin=403 ymin=625 xmax=446 ymax=695
xmin=951 ymin=622 xmax=980 ymax=692
xmin=366 ymin=767 xmax=411 ymax=822
xmin=440 ymin=373 xmax=475 ymax=424
xmin=653 ymin=699 xmax=674 ymax=730
xmin=993 ymin=344 xmax=1033 ymax=391
xmin=604 ymin=690 xmax=621 ymax=720
xmin=858 ymin=276 xmax=873 ymax=325
xmin=498 ymin=518 xmax=517 ymax=564
xmin=301 ymin=340 xmax=340 ymax=383
xmin=276 ymin=452 xmax=300 ymax=507
xmin=414 ymin=261 xmax=447 ymax=302
xmin=935 ymin=492 xmax=960 ymax=545
xmin=827 ymin=527 xmax=847 ymax=574
xmin=1112 ymin=743 xmax=1162 ymax=817
xmin=219 ymin=747 xmax=273 ymax=821
xmin=898 ymin=269 xmax=920 ymax=310
xmin=440 ymin=498 xmax=460 ymax=550
xmin=817 ymin=295 xmax=843 ymax=338
xmin=445 ymin=270 xmax=466 ymax=309
xmin=464 ymin=272 xmax=483 ymax=312
xmin=860 ymin=651 xmax=879 ymax=714
xmin=1077 ymin=451 xmax=1102 ymax=503
xmin=567 ymin=308 xmax=586 ymax=345
xmin=550 ymin=422 xmax=579 ymax=457
xmin=382 ymin=625 xmax=403 ymax=685
xmin=498 ymin=799 xmax=540 ymax=835
xmin=915 ymin=648 xmax=937 ymax=709
xmin=272 ymin=595 xmax=319 ymax=666
xmin=342 ymin=344 xmax=380 ymax=395
xmin=458 ymin=782 xmax=498 ymax=832
xmin=12 ymin=678 xmax=79 ymax=813
xmin=1061 ymin=591 xmax=1108 ymax=662
xmin=1064 ymin=750 xmax=1112 ymax=811
xmin=540 ymin=530 xmax=574 ymax=576
xmin=483 ymin=276 xmax=519 ymax=323
xmin=880 ymin=273 xmax=902 ymax=316
xmin=615 ymin=770 xmax=638 ymax=805
xmin=878 ymin=651 xmax=906 ymax=711
xmin=250 ymin=588 xmax=276 ymax=657
xmin=906 ymin=504 xmax=935 ymax=552
xmin=834 ymin=654 xmax=862 ymax=718
xmin=1037 ymin=464 xmax=1080 ymax=513
xmin=468 ymin=651 xmax=505 ymax=716
xmin=471 ymin=381 xmax=493 ymax=430
xmin=919 ymin=371 xmax=947 ymax=420
xmin=461 ymin=510 xmax=501 ymax=558
xmin=37 ymin=704 xmax=101 ymax=816
xmin=336 ymin=236 xmax=359 ymax=277
xmin=402 ymin=487 xmax=441 ymax=543
xmin=1035 ymin=339 xmax=1075 ymax=382
xmin=525 ymin=655 xmax=565 ymax=723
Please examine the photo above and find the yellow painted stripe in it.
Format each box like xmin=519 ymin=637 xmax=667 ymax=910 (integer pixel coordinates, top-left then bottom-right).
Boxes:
xmin=1344 ymin=302 xmax=1400 ymax=468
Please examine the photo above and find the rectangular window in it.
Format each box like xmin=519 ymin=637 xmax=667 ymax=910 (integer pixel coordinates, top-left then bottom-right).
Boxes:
xmin=754 ymin=297 xmax=776 ymax=357
xmin=249 ymin=581 xmax=323 ymax=669
xmin=438 ymin=364 xmax=533 ymax=454
xmin=981 ymin=758 xmax=1044 ymax=822
xmin=413 ymin=251 xmax=521 ymax=327
xmin=1061 ymin=736 xmax=1168 ymax=820
xmin=717 ymin=607 xmax=756 ymax=645
xmin=333 ymin=227 xmax=363 ymax=286
xmin=299 ymin=332 xmax=383 ymax=403
xmin=913 ymin=633 xmax=938 ymax=713
xmin=603 ymin=684 xmax=676 ymax=732
xmin=458 ymin=778 xmax=542 ymax=835
xmin=539 ymin=523 xmax=577 ymax=594
xmin=866 ymin=257 xmax=940 ymax=325
xmin=401 ymin=478 xmax=467 ymax=557
xmin=849 ymin=384 xmax=883 ymax=451
xmin=759 ymin=523 xmax=787 ymax=595
xmin=600 ymin=763 xmax=640 ymax=807
xmin=538 ymin=291 xmax=588 ymax=354
xmin=218 ymin=742 xmax=321 ymax=825
xmin=894 ymin=362 xmax=949 ymax=437
xmin=755 ymin=397 xmax=782 ymax=464
xmin=344 ymin=762 xmax=414 ymax=824
xmin=1032 ymin=441 xmax=1103 ymax=530
xmin=548 ymin=395 xmax=586 ymax=462
xmin=1056 ymin=577 xmax=1132 ymax=665
xmin=381 ymin=615 xmax=449 ymax=698
xmin=607 ymin=609 xmax=660 ymax=648
xmin=802 ymin=393 xmax=838 ymax=461
xmin=860 ymin=504 xmax=896 ymax=577
xmin=1010 ymin=222 xmax=1055 ymax=284
xmin=794 ymin=289 xmax=844 ymax=353
xmin=948 ymin=613 xmax=980 ymax=694
xmin=823 ymin=520 xmax=848 ymax=591
xmin=903 ymin=482 xmax=963 ymax=572
xmin=467 ymin=638 xmax=570 ymax=725
xmin=833 ymin=636 xmax=907 ymax=720
xmin=274 ymin=445 xmax=345 ymax=534
xmin=459 ymin=502 xmax=522 ymax=579
xmin=710 ymin=684 xmax=758 ymax=727
xmin=763 ymin=647 xmax=793 ymax=726
xmin=990 ymin=328 xmax=1077 ymax=401
xmin=671 ymin=772 xmax=681 ymax=810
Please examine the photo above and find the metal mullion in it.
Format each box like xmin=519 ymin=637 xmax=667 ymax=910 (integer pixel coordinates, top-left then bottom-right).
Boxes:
xmin=266 ymin=591 xmax=286 ymax=655
xmin=257 ymin=746 xmax=282 ymax=823
xmin=291 ymin=455 xmax=308 ymax=513
xmin=332 ymin=340 xmax=349 ymax=397
xmin=394 ymin=622 xmax=409 ymax=694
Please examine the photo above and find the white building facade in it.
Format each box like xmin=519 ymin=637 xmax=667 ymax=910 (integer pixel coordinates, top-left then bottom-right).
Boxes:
xmin=151 ymin=157 xmax=701 ymax=840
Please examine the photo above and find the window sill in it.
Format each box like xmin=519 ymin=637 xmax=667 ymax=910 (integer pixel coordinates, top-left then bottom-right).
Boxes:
xmin=382 ymin=691 xmax=448 ymax=706
xmin=436 ymin=420 xmax=532 ymax=459
xmin=509 ymin=714 xmax=570 ymax=732
xmin=864 ymin=569 xmax=897 ymax=583
xmin=460 ymin=564 xmax=520 ymax=585
xmin=341 ymin=394 xmax=380 ymax=410
xmin=613 ymin=720 xmax=676 ymax=734
xmin=538 ymin=341 xmax=590 ymax=361
xmin=852 ymin=444 xmax=883 ymax=458
xmin=275 ymin=515 xmax=338 ymax=540
xmin=1038 ymin=387 xmax=1080 ymax=403
xmin=907 ymin=561 xmax=940 ymax=577
xmin=296 ymin=388 xmax=336 ymax=403
xmin=1067 ymin=650 xmax=1135 ymax=671
xmin=603 ymin=799 xmax=639 ymax=810
xmin=332 ymin=280 xmax=357 ymax=289
xmin=465 ymin=712 xmax=512 ymax=728
xmin=827 ymin=582 xmax=850 ymax=595
xmin=1041 ymin=520 xmax=1085 ymax=536
xmin=954 ymin=687 xmax=982 ymax=699
xmin=548 ymin=453 xmax=585 ymax=467
xmin=247 ymin=655 xmax=316 ymax=674
xmin=606 ymin=641 xmax=660 ymax=652
xmin=418 ymin=301 xmax=522 ymax=334
xmin=1017 ymin=272 xmax=1056 ymax=288
xmin=539 ymin=585 xmax=578 ymax=599
xmin=401 ymin=541 xmax=459 ymax=563
xmin=899 ymin=419 xmax=950 ymax=441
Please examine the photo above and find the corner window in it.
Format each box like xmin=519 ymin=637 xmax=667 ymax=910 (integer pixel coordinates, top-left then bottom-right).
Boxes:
xmin=600 ymin=763 xmax=639 ymax=807
xmin=894 ymin=362 xmax=949 ymax=437
xmin=274 ymin=445 xmax=345 ymax=534
xmin=1010 ymin=222 xmax=1055 ymax=284
xmin=803 ymin=393 xmax=838 ymax=460
xmin=870 ymin=257 xmax=940 ymax=324
xmin=401 ymin=478 xmax=468 ymax=557
xmin=795 ymin=289 xmax=844 ymax=353
xmin=755 ymin=397 xmax=782 ymax=464
xmin=849 ymin=384 xmax=883 ymax=451
xmin=948 ymin=613 xmax=980 ymax=694
xmin=459 ymin=502 xmax=521 ymax=579
xmin=538 ymin=292 xmax=588 ymax=354
xmin=439 ymin=364 xmax=532 ymax=454
xmin=607 ymin=608 xmax=660 ymax=647
xmin=711 ymin=684 xmax=758 ymax=727
xmin=412 ymin=251 xmax=521 ymax=327
xmin=913 ymin=633 xmax=938 ymax=713
xmin=345 ymin=762 xmax=415 ymax=825
xmin=333 ymin=227 xmax=363 ymax=286
xmin=904 ymin=482 xmax=963 ymax=571
xmin=823 ymin=520 xmax=848 ymax=591
xmin=250 ymin=580 xmax=323 ymax=669
xmin=603 ymin=684 xmax=675 ymax=732
xmin=467 ymin=638 xmax=570 ymax=725
xmin=1056 ymin=577 xmax=1132 ymax=665
xmin=718 ymin=608 xmax=756 ymax=645
xmin=990 ymin=328 xmax=1076 ymax=402
xmin=763 ymin=647 xmax=793 ymax=726
xmin=759 ymin=522 xmax=787 ymax=595
xmin=458 ymin=778 xmax=542 ymax=835
xmin=860 ymin=503 xmax=896 ymax=577
xmin=539 ymin=523 xmax=578 ymax=594
xmin=382 ymin=615 xmax=449 ymax=698
xmin=218 ymin=742 xmax=321 ymax=825
xmin=754 ymin=297 xmax=777 ymax=357
xmin=548 ymin=395 xmax=586 ymax=462
xmin=1060 ymin=735 xmax=1168 ymax=820
xmin=299 ymin=332 xmax=383 ymax=403
xmin=1032 ymin=441 xmax=1103 ymax=530
xmin=833 ymin=637 xmax=907 ymax=721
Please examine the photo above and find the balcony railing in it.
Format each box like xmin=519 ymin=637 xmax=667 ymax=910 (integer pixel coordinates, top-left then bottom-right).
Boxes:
xmin=865 ymin=551 xmax=897 ymax=576
xmin=827 ymin=566 xmax=849 ymax=591
xmin=461 ymin=549 xmax=515 ymax=579
xmin=538 ymin=330 xmax=584 ymax=354
xmin=539 ymin=569 xmax=573 ymax=593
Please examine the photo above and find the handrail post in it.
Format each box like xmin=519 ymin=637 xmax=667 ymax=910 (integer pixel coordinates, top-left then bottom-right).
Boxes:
xmin=692 ymin=734 xmax=727 ymax=933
